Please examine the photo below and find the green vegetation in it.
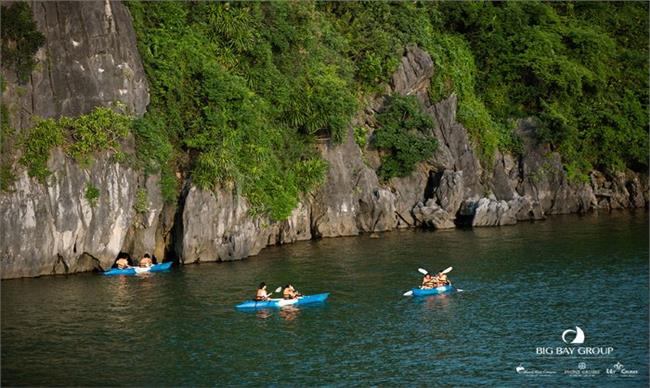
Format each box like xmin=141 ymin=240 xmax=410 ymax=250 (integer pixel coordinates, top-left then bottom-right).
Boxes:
xmin=353 ymin=127 xmax=368 ymax=148
xmin=18 ymin=107 xmax=130 ymax=182
xmin=85 ymin=183 xmax=100 ymax=207
xmin=374 ymin=95 xmax=437 ymax=180
xmin=0 ymin=2 xmax=45 ymax=83
xmin=437 ymin=1 xmax=649 ymax=176
xmin=18 ymin=118 xmax=65 ymax=182
xmin=134 ymin=188 xmax=148 ymax=214
xmin=127 ymin=1 xmax=351 ymax=218
xmin=3 ymin=1 xmax=647 ymax=212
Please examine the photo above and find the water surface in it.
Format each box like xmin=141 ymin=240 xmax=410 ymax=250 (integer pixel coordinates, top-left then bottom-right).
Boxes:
xmin=2 ymin=211 xmax=648 ymax=386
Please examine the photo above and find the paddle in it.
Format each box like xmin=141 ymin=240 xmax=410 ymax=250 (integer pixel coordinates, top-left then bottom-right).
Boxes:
xmin=403 ymin=267 xmax=454 ymax=296
xmin=418 ymin=266 xmax=453 ymax=275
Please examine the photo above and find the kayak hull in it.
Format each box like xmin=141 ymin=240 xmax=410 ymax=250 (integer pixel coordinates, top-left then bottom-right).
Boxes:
xmin=411 ymin=285 xmax=454 ymax=296
xmin=103 ymin=261 xmax=173 ymax=276
xmin=235 ymin=292 xmax=329 ymax=309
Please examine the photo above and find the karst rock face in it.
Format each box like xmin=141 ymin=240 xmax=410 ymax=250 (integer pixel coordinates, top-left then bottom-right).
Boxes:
xmin=2 ymin=0 xmax=149 ymax=131
xmin=1 ymin=5 xmax=646 ymax=279
xmin=0 ymin=1 xmax=161 ymax=279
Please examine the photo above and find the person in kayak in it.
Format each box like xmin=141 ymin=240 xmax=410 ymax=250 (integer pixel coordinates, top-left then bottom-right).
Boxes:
xmin=113 ymin=252 xmax=133 ymax=269
xmin=421 ymin=273 xmax=437 ymax=289
xmin=436 ymin=270 xmax=450 ymax=286
xmin=115 ymin=257 xmax=130 ymax=269
xmin=139 ymin=253 xmax=153 ymax=267
xmin=255 ymin=282 xmax=269 ymax=301
xmin=282 ymin=284 xmax=302 ymax=299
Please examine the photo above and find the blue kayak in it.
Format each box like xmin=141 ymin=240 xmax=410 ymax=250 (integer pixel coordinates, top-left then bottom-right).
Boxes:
xmin=103 ymin=261 xmax=173 ymax=276
xmin=410 ymin=285 xmax=455 ymax=296
xmin=235 ymin=293 xmax=330 ymax=309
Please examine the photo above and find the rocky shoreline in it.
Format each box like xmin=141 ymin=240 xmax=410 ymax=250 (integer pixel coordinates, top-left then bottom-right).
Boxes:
xmin=1 ymin=2 xmax=647 ymax=279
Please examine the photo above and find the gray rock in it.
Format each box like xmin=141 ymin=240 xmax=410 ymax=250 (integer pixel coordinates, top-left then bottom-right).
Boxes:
xmin=390 ymin=45 xmax=435 ymax=104
xmin=412 ymin=200 xmax=455 ymax=229
xmin=179 ymin=186 xmax=271 ymax=263
xmin=0 ymin=149 xmax=139 ymax=278
xmin=461 ymin=197 xmax=524 ymax=227
xmin=433 ymin=170 xmax=464 ymax=214
xmin=428 ymin=96 xmax=484 ymax=197
xmin=268 ymin=200 xmax=312 ymax=245
xmin=389 ymin=169 xmax=429 ymax=228
xmin=1 ymin=0 xmax=149 ymax=131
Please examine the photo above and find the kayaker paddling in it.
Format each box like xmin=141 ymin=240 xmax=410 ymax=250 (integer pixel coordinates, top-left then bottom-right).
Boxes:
xmin=255 ymin=282 xmax=270 ymax=301
xmin=421 ymin=273 xmax=436 ymax=289
xmin=282 ymin=284 xmax=302 ymax=299
xmin=405 ymin=266 xmax=455 ymax=296
xmin=436 ymin=269 xmax=451 ymax=286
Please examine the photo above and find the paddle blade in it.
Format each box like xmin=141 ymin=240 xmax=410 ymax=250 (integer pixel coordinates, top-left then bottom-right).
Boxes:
xmin=274 ymin=287 xmax=283 ymax=293
xmin=403 ymin=290 xmax=413 ymax=296
xmin=441 ymin=266 xmax=453 ymax=274
xmin=417 ymin=268 xmax=428 ymax=275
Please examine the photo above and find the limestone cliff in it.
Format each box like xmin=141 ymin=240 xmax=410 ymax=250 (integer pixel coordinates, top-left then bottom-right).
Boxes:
xmin=1 ymin=3 xmax=647 ymax=278
xmin=1 ymin=1 xmax=165 ymax=278
xmin=175 ymin=45 xmax=648 ymax=265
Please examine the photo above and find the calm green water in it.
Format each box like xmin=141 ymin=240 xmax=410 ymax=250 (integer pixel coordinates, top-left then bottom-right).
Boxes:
xmin=2 ymin=211 xmax=648 ymax=386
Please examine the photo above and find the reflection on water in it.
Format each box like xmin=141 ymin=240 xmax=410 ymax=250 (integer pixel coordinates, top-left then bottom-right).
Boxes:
xmin=418 ymin=293 xmax=451 ymax=310
xmin=1 ymin=211 xmax=648 ymax=387
xmin=255 ymin=309 xmax=272 ymax=320
xmin=278 ymin=305 xmax=300 ymax=322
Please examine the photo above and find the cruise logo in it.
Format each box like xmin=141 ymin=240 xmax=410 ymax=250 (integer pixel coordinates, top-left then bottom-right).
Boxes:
xmin=535 ymin=326 xmax=614 ymax=356
xmin=562 ymin=326 xmax=585 ymax=344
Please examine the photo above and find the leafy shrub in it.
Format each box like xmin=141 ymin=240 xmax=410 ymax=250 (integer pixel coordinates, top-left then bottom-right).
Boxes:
xmin=354 ymin=127 xmax=368 ymax=148
xmin=18 ymin=107 xmax=130 ymax=182
xmin=18 ymin=118 xmax=64 ymax=182
xmin=374 ymin=95 xmax=437 ymax=180
xmin=84 ymin=183 xmax=100 ymax=207
xmin=134 ymin=188 xmax=148 ymax=214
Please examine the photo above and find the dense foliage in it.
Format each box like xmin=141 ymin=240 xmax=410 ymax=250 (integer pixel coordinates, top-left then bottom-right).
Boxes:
xmin=437 ymin=1 xmax=649 ymax=177
xmin=5 ymin=2 xmax=647 ymax=212
xmin=124 ymin=0 xmax=646 ymax=214
xmin=127 ymin=1 xmax=347 ymax=218
xmin=374 ymin=95 xmax=437 ymax=180
xmin=18 ymin=107 xmax=131 ymax=182
xmin=0 ymin=2 xmax=45 ymax=83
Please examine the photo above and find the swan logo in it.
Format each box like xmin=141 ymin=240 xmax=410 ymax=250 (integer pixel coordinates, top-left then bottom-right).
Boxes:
xmin=562 ymin=326 xmax=585 ymax=344
xmin=516 ymin=364 xmax=525 ymax=373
